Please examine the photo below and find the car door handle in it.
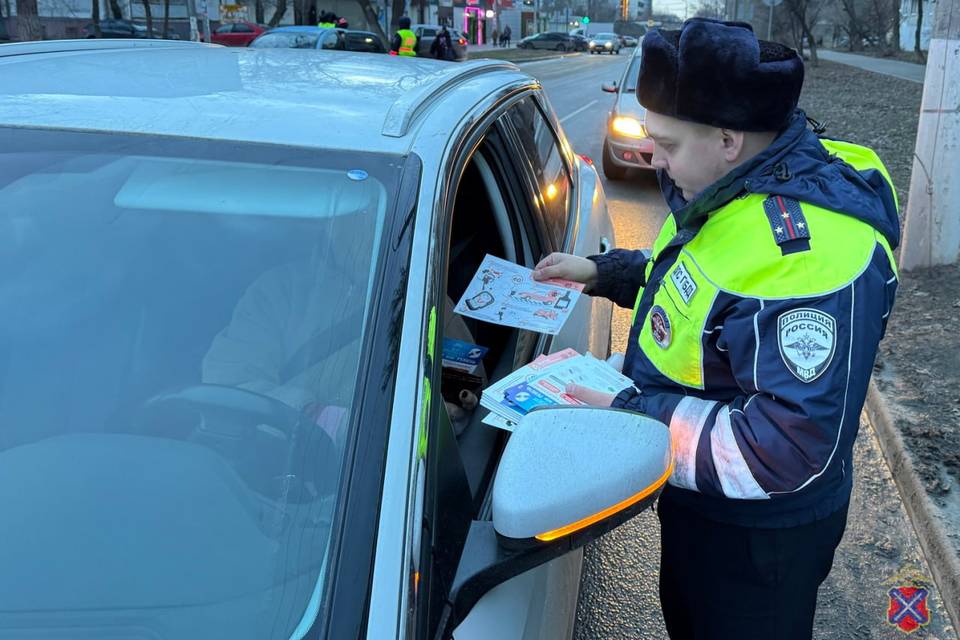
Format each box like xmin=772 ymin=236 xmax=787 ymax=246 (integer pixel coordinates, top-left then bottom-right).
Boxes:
xmin=600 ymin=236 xmax=612 ymax=253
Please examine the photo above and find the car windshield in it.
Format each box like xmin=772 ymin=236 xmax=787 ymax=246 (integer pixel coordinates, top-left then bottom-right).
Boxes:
xmin=623 ymin=53 xmax=643 ymax=92
xmin=597 ymin=33 xmax=616 ymax=39
xmin=250 ymin=30 xmax=320 ymax=48
xmin=0 ymin=127 xmax=401 ymax=640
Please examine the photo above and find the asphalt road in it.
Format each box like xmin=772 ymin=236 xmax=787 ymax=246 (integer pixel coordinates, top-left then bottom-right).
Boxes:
xmin=521 ymin=52 xmax=958 ymax=640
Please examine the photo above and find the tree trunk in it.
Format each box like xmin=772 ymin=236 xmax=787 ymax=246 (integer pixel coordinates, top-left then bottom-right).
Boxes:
xmin=92 ymin=0 xmax=103 ymax=36
xmin=142 ymin=0 xmax=153 ymax=33
xmin=890 ymin=0 xmax=900 ymax=51
xmin=255 ymin=0 xmax=264 ymax=23
xmin=838 ymin=0 xmax=864 ymax=50
xmin=355 ymin=0 xmax=386 ymax=40
xmin=914 ymin=0 xmax=925 ymax=60
xmin=268 ymin=0 xmax=286 ymax=25
xmin=390 ymin=0 xmax=404 ymax=29
xmin=162 ymin=0 xmax=169 ymax=37
xmin=15 ymin=0 xmax=42 ymax=40
xmin=803 ymin=20 xmax=819 ymax=64
xmin=109 ymin=0 xmax=122 ymax=18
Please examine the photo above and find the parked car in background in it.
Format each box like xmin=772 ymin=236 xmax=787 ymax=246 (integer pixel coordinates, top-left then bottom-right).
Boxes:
xmin=621 ymin=35 xmax=638 ymax=47
xmin=0 ymin=38 xmax=671 ymax=640
xmin=249 ymin=26 xmax=386 ymax=53
xmin=588 ymin=32 xmax=621 ymax=54
xmin=412 ymin=23 xmax=468 ymax=60
xmin=212 ymin=21 xmax=265 ymax=46
xmin=83 ymin=19 xmax=179 ymax=39
xmin=600 ymin=46 xmax=654 ymax=179
xmin=517 ymin=32 xmax=576 ymax=51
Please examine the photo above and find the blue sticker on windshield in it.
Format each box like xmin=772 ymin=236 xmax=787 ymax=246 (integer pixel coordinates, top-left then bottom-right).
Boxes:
xmin=347 ymin=169 xmax=369 ymax=181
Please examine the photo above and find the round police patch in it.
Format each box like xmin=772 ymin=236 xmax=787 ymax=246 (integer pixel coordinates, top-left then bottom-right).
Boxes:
xmin=650 ymin=305 xmax=672 ymax=349
xmin=777 ymin=308 xmax=836 ymax=382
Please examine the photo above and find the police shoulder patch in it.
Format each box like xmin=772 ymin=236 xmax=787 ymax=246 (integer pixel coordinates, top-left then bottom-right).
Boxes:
xmin=762 ymin=195 xmax=811 ymax=255
xmin=777 ymin=308 xmax=836 ymax=382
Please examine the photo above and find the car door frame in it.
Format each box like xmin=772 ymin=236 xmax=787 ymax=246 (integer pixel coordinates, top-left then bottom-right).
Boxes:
xmin=405 ymin=90 xmax=598 ymax=640
xmin=364 ymin=75 xmax=550 ymax=640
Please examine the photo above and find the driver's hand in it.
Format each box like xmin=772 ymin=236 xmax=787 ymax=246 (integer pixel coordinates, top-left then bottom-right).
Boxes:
xmin=533 ymin=253 xmax=598 ymax=290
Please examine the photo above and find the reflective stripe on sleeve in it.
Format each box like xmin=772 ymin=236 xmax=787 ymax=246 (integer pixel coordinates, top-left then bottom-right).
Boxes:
xmin=710 ymin=406 xmax=769 ymax=499
xmin=667 ymin=396 xmax=717 ymax=492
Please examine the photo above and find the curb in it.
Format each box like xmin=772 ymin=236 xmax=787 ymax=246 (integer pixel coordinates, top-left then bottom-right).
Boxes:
xmin=864 ymin=379 xmax=960 ymax=631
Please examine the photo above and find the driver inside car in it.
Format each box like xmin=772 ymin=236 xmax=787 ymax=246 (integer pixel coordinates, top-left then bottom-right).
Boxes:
xmin=201 ymin=256 xmax=361 ymax=449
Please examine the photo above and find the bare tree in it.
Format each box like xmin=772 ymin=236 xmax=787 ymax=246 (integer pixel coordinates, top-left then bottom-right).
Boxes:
xmin=784 ymin=0 xmax=823 ymax=64
xmin=92 ymin=0 xmax=103 ymax=36
xmin=15 ymin=0 xmax=42 ymax=40
xmin=836 ymin=0 xmax=864 ymax=49
xmin=109 ymin=0 xmax=123 ymax=18
xmin=162 ymin=0 xmax=170 ymax=37
xmin=142 ymin=0 xmax=153 ymax=33
xmin=267 ymin=0 xmax=286 ymax=25
xmin=255 ymin=0 xmax=264 ymax=23
xmin=356 ymin=0 xmax=385 ymax=39
xmin=890 ymin=0 xmax=900 ymax=50
xmin=390 ymin=0 xmax=404 ymax=29
xmin=913 ymin=0 xmax=925 ymax=60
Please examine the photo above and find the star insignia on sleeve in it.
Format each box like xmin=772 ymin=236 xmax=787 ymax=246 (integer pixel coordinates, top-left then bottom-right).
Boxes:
xmin=796 ymin=221 xmax=806 ymax=230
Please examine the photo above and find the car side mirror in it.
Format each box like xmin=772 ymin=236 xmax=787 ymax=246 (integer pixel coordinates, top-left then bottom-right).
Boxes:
xmin=601 ymin=81 xmax=618 ymax=93
xmin=444 ymin=406 xmax=671 ymax=633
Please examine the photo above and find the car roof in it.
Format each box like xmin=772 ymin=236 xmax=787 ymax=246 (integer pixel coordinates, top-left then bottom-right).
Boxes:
xmin=0 ymin=41 xmax=530 ymax=154
xmin=268 ymin=25 xmax=331 ymax=32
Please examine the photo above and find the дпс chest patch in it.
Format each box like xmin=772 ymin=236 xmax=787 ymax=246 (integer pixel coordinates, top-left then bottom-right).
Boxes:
xmin=669 ymin=261 xmax=698 ymax=305
xmin=778 ymin=308 xmax=836 ymax=382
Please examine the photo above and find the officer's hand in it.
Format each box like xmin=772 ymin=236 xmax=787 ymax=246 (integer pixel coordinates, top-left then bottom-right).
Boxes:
xmin=565 ymin=383 xmax=615 ymax=407
xmin=533 ymin=253 xmax=598 ymax=289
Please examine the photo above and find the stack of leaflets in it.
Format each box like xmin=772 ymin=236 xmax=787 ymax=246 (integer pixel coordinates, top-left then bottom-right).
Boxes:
xmin=480 ymin=348 xmax=636 ymax=431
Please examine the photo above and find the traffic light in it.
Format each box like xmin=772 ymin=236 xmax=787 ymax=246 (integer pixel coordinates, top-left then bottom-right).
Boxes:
xmin=582 ymin=16 xmax=590 ymax=24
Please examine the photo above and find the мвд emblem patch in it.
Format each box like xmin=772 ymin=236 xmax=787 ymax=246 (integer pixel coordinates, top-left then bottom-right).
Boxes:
xmin=777 ymin=308 xmax=836 ymax=382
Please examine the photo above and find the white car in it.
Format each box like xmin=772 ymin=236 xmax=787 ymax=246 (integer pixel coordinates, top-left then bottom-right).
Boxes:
xmin=0 ymin=39 xmax=670 ymax=640
xmin=588 ymin=32 xmax=622 ymax=54
xmin=601 ymin=46 xmax=656 ymax=180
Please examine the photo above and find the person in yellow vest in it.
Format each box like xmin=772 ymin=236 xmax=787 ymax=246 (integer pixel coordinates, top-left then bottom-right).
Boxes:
xmin=317 ymin=10 xmax=336 ymax=28
xmin=391 ymin=16 xmax=417 ymax=57
xmin=533 ymin=17 xmax=900 ymax=640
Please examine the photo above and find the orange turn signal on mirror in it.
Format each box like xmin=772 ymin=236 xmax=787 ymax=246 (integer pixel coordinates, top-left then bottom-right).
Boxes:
xmin=534 ymin=456 xmax=674 ymax=542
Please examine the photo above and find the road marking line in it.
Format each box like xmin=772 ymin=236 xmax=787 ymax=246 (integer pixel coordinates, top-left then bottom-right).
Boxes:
xmin=560 ymin=100 xmax=599 ymax=124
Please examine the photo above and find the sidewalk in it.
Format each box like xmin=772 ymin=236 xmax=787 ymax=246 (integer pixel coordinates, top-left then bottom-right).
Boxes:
xmin=817 ymin=49 xmax=926 ymax=83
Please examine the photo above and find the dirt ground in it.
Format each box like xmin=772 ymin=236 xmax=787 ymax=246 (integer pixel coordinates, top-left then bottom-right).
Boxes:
xmin=800 ymin=61 xmax=960 ymax=548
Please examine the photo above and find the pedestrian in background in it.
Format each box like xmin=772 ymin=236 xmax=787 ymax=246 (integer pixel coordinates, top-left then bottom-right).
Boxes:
xmin=391 ymin=16 xmax=417 ymax=56
xmin=491 ymin=27 xmax=499 ymax=48
xmin=501 ymin=24 xmax=511 ymax=47
xmin=533 ymin=17 xmax=900 ymax=640
xmin=430 ymin=25 xmax=455 ymax=61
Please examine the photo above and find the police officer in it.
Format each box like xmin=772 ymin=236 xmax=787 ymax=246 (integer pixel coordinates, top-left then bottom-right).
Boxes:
xmin=317 ymin=11 xmax=337 ymax=28
xmin=534 ymin=18 xmax=900 ymax=639
xmin=391 ymin=16 xmax=418 ymax=57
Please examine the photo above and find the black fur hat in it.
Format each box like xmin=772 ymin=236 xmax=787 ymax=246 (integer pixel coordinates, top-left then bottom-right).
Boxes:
xmin=637 ymin=18 xmax=804 ymax=132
